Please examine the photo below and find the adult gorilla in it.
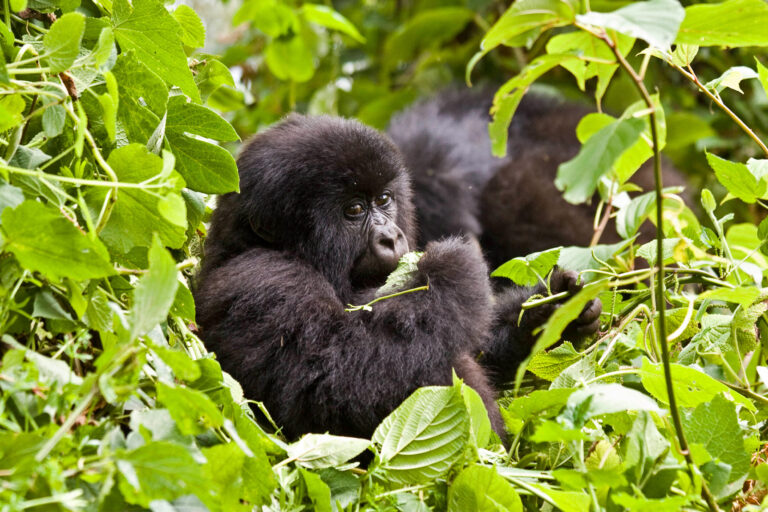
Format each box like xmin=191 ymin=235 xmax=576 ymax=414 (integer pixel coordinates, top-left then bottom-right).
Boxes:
xmin=389 ymin=90 xmax=688 ymax=270
xmin=194 ymin=114 xmax=600 ymax=441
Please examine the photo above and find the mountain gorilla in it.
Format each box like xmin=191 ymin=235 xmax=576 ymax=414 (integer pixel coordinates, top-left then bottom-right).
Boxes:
xmin=194 ymin=109 xmax=601 ymax=442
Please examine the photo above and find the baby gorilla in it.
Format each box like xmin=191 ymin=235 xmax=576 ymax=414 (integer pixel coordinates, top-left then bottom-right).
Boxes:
xmin=194 ymin=115 xmax=600 ymax=441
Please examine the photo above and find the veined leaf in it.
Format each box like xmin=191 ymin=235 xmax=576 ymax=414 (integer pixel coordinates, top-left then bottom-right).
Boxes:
xmin=705 ymin=66 xmax=759 ymax=94
xmin=2 ymin=201 xmax=114 ymax=281
xmin=112 ymin=0 xmax=200 ymax=102
xmin=491 ymin=247 xmax=560 ymax=286
xmin=372 ymin=385 xmax=469 ymax=484
xmin=555 ymin=117 xmax=645 ymax=204
xmin=561 ymin=383 xmax=661 ymax=428
xmin=576 ymin=0 xmax=684 ymax=49
xmin=706 ymin=152 xmax=766 ymax=203
xmin=44 ymin=12 xmax=85 ymax=73
xmin=287 ymin=434 xmax=370 ymax=469
xmin=481 ymin=0 xmax=575 ymax=52
xmin=129 ymin=236 xmax=179 ymax=339
xmin=447 ymin=465 xmax=523 ymax=512
xmin=640 ymin=358 xmax=756 ymax=411
xmin=173 ymin=4 xmax=205 ymax=48
xmin=676 ymin=0 xmax=768 ymax=47
xmin=165 ymin=96 xmax=239 ymax=194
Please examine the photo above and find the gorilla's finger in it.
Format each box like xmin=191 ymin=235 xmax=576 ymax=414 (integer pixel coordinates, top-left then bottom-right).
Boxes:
xmin=550 ymin=270 xmax=579 ymax=295
xmin=574 ymin=318 xmax=601 ymax=336
xmin=577 ymin=298 xmax=602 ymax=324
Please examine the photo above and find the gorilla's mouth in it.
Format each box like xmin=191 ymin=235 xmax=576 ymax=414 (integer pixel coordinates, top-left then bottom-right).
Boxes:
xmin=349 ymin=252 xmax=399 ymax=289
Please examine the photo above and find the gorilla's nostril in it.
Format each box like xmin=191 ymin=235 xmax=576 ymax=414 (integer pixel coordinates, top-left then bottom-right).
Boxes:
xmin=379 ymin=237 xmax=396 ymax=252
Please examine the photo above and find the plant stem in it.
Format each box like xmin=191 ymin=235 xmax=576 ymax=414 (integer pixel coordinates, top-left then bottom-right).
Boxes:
xmin=598 ymin=30 xmax=721 ymax=512
xmin=345 ymin=285 xmax=430 ymax=312
xmin=673 ymin=63 xmax=768 ymax=157
xmin=1 ymin=164 xmax=166 ymax=189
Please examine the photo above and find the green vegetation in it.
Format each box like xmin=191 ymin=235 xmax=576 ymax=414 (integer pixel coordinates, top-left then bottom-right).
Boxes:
xmin=1 ymin=0 xmax=768 ymax=510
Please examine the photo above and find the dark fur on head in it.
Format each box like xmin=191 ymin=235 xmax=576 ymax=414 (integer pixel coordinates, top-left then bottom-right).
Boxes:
xmin=200 ymin=114 xmax=416 ymax=301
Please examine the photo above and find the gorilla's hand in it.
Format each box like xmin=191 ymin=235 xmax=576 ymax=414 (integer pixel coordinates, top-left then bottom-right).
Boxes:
xmin=416 ymin=237 xmax=489 ymax=290
xmin=529 ymin=270 xmax=602 ymax=339
xmin=481 ymin=270 xmax=602 ymax=385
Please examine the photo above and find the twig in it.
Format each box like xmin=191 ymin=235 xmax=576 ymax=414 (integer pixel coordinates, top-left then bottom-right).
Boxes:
xmin=345 ymin=285 xmax=429 ymax=312
xmin=594 ymin=27 xmax=721 ymax=512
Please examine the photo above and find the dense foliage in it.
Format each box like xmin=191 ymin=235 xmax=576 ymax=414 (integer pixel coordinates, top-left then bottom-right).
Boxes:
xmin=2 ymin=0 xmax=768 ymax=510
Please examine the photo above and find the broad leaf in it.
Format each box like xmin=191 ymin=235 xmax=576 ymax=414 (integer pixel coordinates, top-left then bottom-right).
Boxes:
xmin=116 ymin=441 xmax=206 ymax=507
xmin=447 ymin=465 xmax=523 ymax=512
xmin=173 ymin=4 xmax=205 ymax=48
xmin=377 ymin=251 xmax=424 ymax=295
xmin=561 ymin=384 xmax=661 ymax=428
xmin=706 ymin=152 xmax=766 ymax=203
xmin=156 ymin=382 xmax=224 ymax=435
xmin=287 ymin=434 xmax=370 ymax=469
xmin=576 ymin=0 xmax=684 ymax=49
xmin=372 ymin=385 xmax=469 ymax=484
xmin=555 ymin=117 xmax=645 ymax=204
xmin=491 ymin=247 xmax=560 ymax=286
xmin=44 ymin=12 xmax=85 ymax=72
xmin=640 ymin=358 xmax=756 ymax=411
xmin=165 ymin=96 xmax=240 ymax=194
xmin=676 ymin=0 xmax=768 ymax=47
xmin=112 ymin=0 xmax=200 ymax=102
xmin=385 ymin=8 xmax=473 ymax=69
xmin=129 ymin=236 xmax=179 ymax=339
xmin=2 ymin=200 xmax=114 ymax=281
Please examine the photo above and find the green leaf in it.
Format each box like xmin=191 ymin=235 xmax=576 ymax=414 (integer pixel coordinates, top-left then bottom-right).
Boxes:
xmin=683 ymin=394 xmax=750 ymax=482
xmin=93 ymin=144 xmax=187 ymax=253
xmin=460 ymin=384 xmax=492 ymax=449
xmin=561 ymin=384 xmax=661 ymax=428
xmin=265 ymin=36 xmax=315 ymax=82
xmin=621 ymin=411 xmax=670 ymax=482
xmin=757 ymin=58 xmax=768 ymax=97
xmin=527 ymin=342 xmax=582 ymax=381
xmin=372 ymin=385 xmax=469 ymax=484
xmin=491 ymin=247 xmax=560 ymax=286
xmin=151 ymin=346 xmax=200 ymax=382
xmin=299 ymin=468 xmax=333 ymax=512
xmin=612 ymin=494 xmax=689 ymax=512
xmin=232 ymin=0 xmax=297 ymax=36
xmin=576 ymin=0 xmax=684 ymax=49
xmin=671 ymin=43 xmax=698 ymax=67
xmin=156 ymin=382 xmax=224 ymax=435
xmin=42 ymin=104 xmax=66 ymax=138
xmin=287 ymin=433 xmax=369 ymax=469
xmin=706 ymin=152 xmax=766 ymax=203
xmin=636 ymin=238 xmax=679 ymax=266
xmin=506 ymin=388 xmax=573 ymax=420
xmin=0 ymin=95 xmax=26 ymax=132
xmin=129 ymin=236 xmax=179 ymax=338
xmin=555 ymin=117 xmax=645 ymax=204
xmin=165 ymin=96 xmax=239 ymax=194
xmin=112 ymin=51 xmax=168 ymax=116
xmin=705 ymin=66 xmax=758 ymax=94
xmin=377 ymin=251 xmax=424 ymax=295
xmin=481 ymin=0 xmax=575 ymax=51
xmin=676 ymin=0 xmax=768 ymax=47
xmin=447 ymin=465 xmax=523 ymax=512
xmin=616 ymin=191 xmax=655 ymax=239
xmin=116 ymin=441 xmax=206 ymax=507
xmin=44 ymin=12 xmax=86 ymax=73
xmin=699 ymin=286 xmax=761 ymax=309
xmin=0 ymin=183 xmax=24 ymax=215
xmin=2 ymin=201 xmax=114 ymax=281
xmin=302 ymin=4 xmax=365 ymax=43
xmin=640 ymin=358 xmax=756 ymax=411
xmin=385 ymin=7 xmax=474 ymax=69
xmin=112 ymin=0 xmax=200 ymax=103
xmin=173 ymin=4 xmax=205 ymax=48
xmin=489 ymin=54 xmax=579 ymax=156
xmin=89 ymin=26 xmax=115 ymax=67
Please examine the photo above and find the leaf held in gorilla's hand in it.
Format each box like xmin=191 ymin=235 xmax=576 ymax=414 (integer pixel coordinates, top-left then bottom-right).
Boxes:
xmin=377 ymin=251 xmax=424 ymax=295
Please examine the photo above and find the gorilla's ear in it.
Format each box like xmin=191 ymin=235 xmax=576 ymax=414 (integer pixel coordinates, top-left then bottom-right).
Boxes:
xmin=248 ymin=214 xmax=275 ymax=244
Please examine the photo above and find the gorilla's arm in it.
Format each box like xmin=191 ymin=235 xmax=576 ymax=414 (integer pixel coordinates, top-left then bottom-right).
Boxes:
xmin=481 ymin=272 xmax=602 ymax=387
xmin=195 ymin=238 xmax=494 ymax=439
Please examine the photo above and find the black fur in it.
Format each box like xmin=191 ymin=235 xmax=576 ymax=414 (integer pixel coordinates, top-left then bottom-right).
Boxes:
xmin=388 ymin=89 xmax=687 ymax=270
xmin=195 ymin=113 xmax=600 ymax=442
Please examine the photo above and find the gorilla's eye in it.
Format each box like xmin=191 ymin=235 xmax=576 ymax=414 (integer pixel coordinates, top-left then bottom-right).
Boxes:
xmin=345 ymin=203 xmax=365 ymax=218
xmin=374 ymin=193 xmax=392 ymax=207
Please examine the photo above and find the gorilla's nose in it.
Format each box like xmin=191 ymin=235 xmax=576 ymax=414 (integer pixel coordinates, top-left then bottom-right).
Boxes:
xmin=373 ymin=226 xmax=409 ymax=270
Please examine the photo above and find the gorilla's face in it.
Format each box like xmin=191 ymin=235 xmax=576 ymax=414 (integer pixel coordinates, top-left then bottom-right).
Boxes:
xmin=345 ymin=188 xmax=409 ymax=288
xmin=232 ymin=114 xmax=416 ymax=297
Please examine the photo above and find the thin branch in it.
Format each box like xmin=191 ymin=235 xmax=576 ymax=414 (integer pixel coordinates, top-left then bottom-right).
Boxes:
xmin=595 ymin=28 xmax=721 ymax=512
